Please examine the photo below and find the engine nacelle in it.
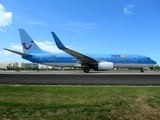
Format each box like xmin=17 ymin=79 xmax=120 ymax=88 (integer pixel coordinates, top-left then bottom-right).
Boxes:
xmin=98 ymin=62 xmax=114 ymax=70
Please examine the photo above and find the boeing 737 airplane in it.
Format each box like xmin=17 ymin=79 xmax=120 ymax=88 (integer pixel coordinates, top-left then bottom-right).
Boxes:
xmin=4 ymin=29 xmax=157 ymax=73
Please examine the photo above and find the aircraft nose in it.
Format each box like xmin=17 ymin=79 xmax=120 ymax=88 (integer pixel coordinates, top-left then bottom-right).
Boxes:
xmin=152 ymin=60 xmax=157 ymax=64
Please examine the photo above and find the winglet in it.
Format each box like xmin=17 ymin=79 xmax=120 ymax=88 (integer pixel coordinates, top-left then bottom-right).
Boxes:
xmin=51 ymin=32 xmax=66 ymax=50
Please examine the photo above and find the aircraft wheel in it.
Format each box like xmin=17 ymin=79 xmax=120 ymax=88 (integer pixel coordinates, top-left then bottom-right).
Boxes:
xmin=83 ymin=68 xmax=89 ymax=73
xmin=141 ymin=68 xmax=144 ymax=73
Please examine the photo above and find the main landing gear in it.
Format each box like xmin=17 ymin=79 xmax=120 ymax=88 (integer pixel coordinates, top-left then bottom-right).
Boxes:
xmin=83 ymin=68 xmax=90 ymax=73
xmin=140 ymin=68 xmax=144 ymax=73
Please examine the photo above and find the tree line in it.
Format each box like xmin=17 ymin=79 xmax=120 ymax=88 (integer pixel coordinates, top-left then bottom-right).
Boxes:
xmin=0 ymin=66 xmax=160 ymax=71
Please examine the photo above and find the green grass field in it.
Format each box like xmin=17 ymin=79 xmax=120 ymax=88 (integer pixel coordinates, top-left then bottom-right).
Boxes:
xmin=0 ymin=85 xmax=160 ymax=120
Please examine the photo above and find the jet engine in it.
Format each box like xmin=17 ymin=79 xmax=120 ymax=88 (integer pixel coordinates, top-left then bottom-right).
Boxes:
xmin=97 ymin=62 xmax=114 ymax=70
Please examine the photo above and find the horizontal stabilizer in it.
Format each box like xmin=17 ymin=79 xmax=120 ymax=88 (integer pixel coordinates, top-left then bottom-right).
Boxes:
xmin=4 ymin=48 xmax=31 ymax=56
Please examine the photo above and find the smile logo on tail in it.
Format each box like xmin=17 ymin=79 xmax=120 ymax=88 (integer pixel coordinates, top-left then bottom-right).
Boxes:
xmin=56 ymin=42 xmax=60 ymax=47
xmin=22 ymin=40 xmax=34 ymax=50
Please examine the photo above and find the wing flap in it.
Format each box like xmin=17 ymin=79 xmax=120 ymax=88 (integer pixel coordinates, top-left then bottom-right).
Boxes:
xmin=64 ymin=49 xmax=97 ymax=64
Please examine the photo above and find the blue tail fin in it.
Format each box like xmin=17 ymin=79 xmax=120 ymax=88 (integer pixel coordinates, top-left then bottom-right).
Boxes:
xmin=19 ymin=29 xmax=44 ymax=54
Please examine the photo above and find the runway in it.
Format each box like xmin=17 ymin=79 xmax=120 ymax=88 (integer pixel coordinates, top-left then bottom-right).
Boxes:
xmin=0 ymin=70 xmax=160 ymax=85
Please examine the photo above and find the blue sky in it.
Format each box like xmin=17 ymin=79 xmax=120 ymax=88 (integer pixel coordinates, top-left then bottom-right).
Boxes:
xmin=0 ymin=0 xmax=160 ymax=65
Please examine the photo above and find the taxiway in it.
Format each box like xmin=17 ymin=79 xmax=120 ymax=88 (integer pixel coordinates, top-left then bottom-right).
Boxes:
xmin=0 ymin=70 xmax=160 ymax=85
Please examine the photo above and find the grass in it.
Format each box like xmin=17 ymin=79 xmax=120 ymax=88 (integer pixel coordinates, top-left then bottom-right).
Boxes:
xmin=0 ymin=85 xmax=160 ymax=120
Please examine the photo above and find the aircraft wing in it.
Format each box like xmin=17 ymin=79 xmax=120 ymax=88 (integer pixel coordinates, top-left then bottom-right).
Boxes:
xmin=51 ymin=32 xmax=98 ymax=65
xmin=4 ymin=48 xmax=31 ymax=56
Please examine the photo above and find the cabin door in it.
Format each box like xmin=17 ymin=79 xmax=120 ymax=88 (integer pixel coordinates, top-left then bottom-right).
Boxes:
xmin=140 ymin=57 xmax=144 ymax=63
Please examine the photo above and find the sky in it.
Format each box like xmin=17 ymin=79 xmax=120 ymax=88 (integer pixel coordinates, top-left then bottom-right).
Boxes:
xmin=0 ymin=0 xmax=160 ymax=65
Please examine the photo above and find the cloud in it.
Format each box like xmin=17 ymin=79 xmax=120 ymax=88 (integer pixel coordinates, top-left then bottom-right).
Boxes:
xmin=34 ymin=40 xmax=62 ymax=53
xmin=10 ymin=43 xmax=22 ymax=51
xmin=64 ymin=22 xmax=99 ymax=29
xmin=3 ymin=43 xmax=22 ymax=56
xmin=63 ymin=22 xmax=99 ymax=37
xmin=124 ymin=4 xmax=134 ymax=14
xmin=1 ymin=40 xmax=62 ymax=61
xmin=0 ymin=4 xmax=12 ymax=30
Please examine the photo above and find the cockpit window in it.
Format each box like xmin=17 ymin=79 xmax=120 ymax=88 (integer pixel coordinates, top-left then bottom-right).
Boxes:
xmin=147 ymin=57 xmax=151 ymax=60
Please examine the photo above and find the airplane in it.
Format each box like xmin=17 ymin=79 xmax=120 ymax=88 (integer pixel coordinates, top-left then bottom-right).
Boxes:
xmin=4 ymin=29 xmax=157 ymax=73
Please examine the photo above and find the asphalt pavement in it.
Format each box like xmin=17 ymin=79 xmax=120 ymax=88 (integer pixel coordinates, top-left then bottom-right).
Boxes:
xmin=0 ymin=70 xmax=160 ymax=85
